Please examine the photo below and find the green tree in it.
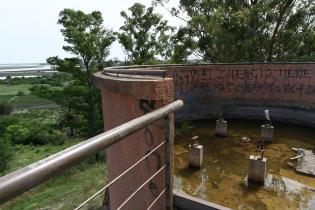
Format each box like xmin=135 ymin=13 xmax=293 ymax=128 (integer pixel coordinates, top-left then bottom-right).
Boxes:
xmin=117 ymin=3 xmax=175 ymax=64
xmin=155 ymin=0 xmax=315 ymax=62
xmin=17 ymin=91 xmax=25 ymax=96
xmin=0 ymin=117 xmax=16 ymax=173
xmin=0 ymin=138 xmax=11 ymax=174
xmin=170 ymin=27 xmax=196 ymax=63
xmin=5 ymin=124 xmax=31 ymax=144
xmin=32 ymin=9 xmax=115 ymax=137
xmin=0 ymin=116 xmax=18 ymax=138
xmin=0 ymin=103 xmax=13 ymax=115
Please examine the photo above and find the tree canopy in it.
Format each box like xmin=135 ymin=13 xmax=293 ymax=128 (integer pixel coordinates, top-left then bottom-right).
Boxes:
xmin=117 ymin=3 xmax=175 ymax=64
xmin=58 ymin=9 xmax=116 ymax=70
xmin=155 ymin=0 xmax=315 ymax=62
xmin=32 ymin=9 xmax=115 ymax=137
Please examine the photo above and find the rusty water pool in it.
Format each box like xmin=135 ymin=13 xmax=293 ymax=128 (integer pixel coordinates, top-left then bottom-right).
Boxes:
xmin=174 ymin=119 xmax=315 ymax=210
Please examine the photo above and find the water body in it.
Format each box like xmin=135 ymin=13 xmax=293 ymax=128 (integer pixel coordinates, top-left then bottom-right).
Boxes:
xmin=0 ymin=63 xmax=57 ymax=79
xmin=0 ymin=76 xmax=38 ymax=80
xmin=0 ymin=63 xmax=48 ymax=70
xmin=174 ymin=119 xmax=315 ymax=210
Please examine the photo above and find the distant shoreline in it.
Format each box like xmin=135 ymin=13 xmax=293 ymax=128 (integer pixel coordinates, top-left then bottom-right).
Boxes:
xmin=0 ymin=63 xmax=57 ymax=79
xmin=0 ymin=63 xmax=47 ymax=69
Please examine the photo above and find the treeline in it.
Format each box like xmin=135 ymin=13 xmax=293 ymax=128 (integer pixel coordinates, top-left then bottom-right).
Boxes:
xmin=33 ymin=0 xmax=315 ymax=137
xmin=1 ymin=1 xmax=314 ymax=173
xmin=155 ymin=0 xmax=315 ymax=63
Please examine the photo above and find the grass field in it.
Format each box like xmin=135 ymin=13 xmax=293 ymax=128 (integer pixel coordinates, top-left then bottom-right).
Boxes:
xmin=11 ymin=95 xmax=53 ymax=109
xmin=12 ymin=108 xmax=61 ymax=125
xmin=0 ymin=84 xmax=55 ymax=109
xmin=0 ymin=95 xmax=13 ymax=104
xmin=0 ymin=84 xmax=32 ymax=95
xmin=0 ymin=140 xmax=106 ymax=210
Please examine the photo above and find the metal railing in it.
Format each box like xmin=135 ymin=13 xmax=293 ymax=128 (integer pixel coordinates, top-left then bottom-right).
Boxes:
xmin=0 ymin=100 xmax=184 ymax=209
xmin=103 ymin=68 xmax=167 ymax=78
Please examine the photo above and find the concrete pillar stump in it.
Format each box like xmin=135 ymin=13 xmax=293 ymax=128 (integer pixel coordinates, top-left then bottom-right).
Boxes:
xmin=248 ymin=155 xmax=267 ymax=183
xmin=261 ymin=124 xmax=274 ymax=142
xmin=189 ymin=145 xmax=203 ymax=168
xmin=216 ymin=119 xmax=227 ymax=137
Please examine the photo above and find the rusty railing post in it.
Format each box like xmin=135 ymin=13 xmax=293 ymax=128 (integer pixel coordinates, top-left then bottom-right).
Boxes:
xmin=164 ymin=115 xmax=174 ymax=210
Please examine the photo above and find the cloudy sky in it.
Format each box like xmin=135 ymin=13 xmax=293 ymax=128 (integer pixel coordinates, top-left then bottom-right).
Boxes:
xmin=0 ymin=0 xmax=183 ymax=64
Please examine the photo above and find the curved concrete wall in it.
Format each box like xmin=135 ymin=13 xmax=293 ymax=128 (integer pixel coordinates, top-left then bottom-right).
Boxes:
xmin=93 ymin=72 xmax=174 ymax=210
xmin=164 ymin=63 xmax=315 ymax=126
xmin=93 ymin=62 xmax=315 ymax=208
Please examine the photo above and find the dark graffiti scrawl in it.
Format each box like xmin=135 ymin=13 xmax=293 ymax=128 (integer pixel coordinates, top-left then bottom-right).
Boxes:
xmin=139 ymin=99 xmax=161 ymax=197
xmin=172 ymin=66 xmax=315 ymax=99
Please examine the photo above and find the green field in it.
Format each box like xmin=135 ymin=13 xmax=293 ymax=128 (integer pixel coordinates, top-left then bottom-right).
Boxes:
xmin=0 ymin=95 xmax=13 ymax=104
xmin=0 ymin=84 xmax=55 ymax=109
xmin=0 ymin=84 xmax=31 ymax=95
xmin=1 ymin=140 xmax=106 ymax=210
xmin=11 ymin=95 xmax=53 ymax=108
xmin=10 ymin=108 xmax=61 ymax=125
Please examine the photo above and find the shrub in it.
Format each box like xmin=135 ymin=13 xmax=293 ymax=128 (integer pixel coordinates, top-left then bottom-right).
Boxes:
xmin=28 ymin=128 xmax=67 ymax=145
xmin=0 ymin=116 xmax=18 ymax=137
xmin=0 ymin=103 xmax=13 ymax=115
xmin=28 ymin=130 xmax=51 ymax=145
xmin=0 ymin=138 xmax=11 ymax=174
xmin=2 ymin=116 xmax=68 ymax=146
xmin=50 ymin=130 xmax=67 ymax=145
xmin=17 ymin=91 xmax=25 ymax=96
xmin=5 ymin=124 xmax=31 ymax=144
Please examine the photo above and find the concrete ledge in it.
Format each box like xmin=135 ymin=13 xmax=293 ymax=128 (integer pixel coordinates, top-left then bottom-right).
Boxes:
xmin=173 ymin=191 xmax=232 ymax=210
xmin=92 ymin=71 xmax=173 ymax=101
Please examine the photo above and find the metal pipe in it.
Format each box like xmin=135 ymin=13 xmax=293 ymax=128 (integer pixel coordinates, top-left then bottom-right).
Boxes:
xmin=0 ymin=100 xmax=184 ymax=205
xmin=103 ymin=69 xmax=166 ymax=77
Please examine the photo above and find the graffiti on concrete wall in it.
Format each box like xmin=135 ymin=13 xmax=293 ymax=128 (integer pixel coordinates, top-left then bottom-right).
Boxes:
xmin=172 ymin=65 xmax=315 ymax=100
xmin=139 ymin=99 xmax=161 ymax=197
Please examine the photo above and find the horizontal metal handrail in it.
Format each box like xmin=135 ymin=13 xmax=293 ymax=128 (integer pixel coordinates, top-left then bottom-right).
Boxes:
xmin=0 ymin=100 xmax=184 ymax=205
